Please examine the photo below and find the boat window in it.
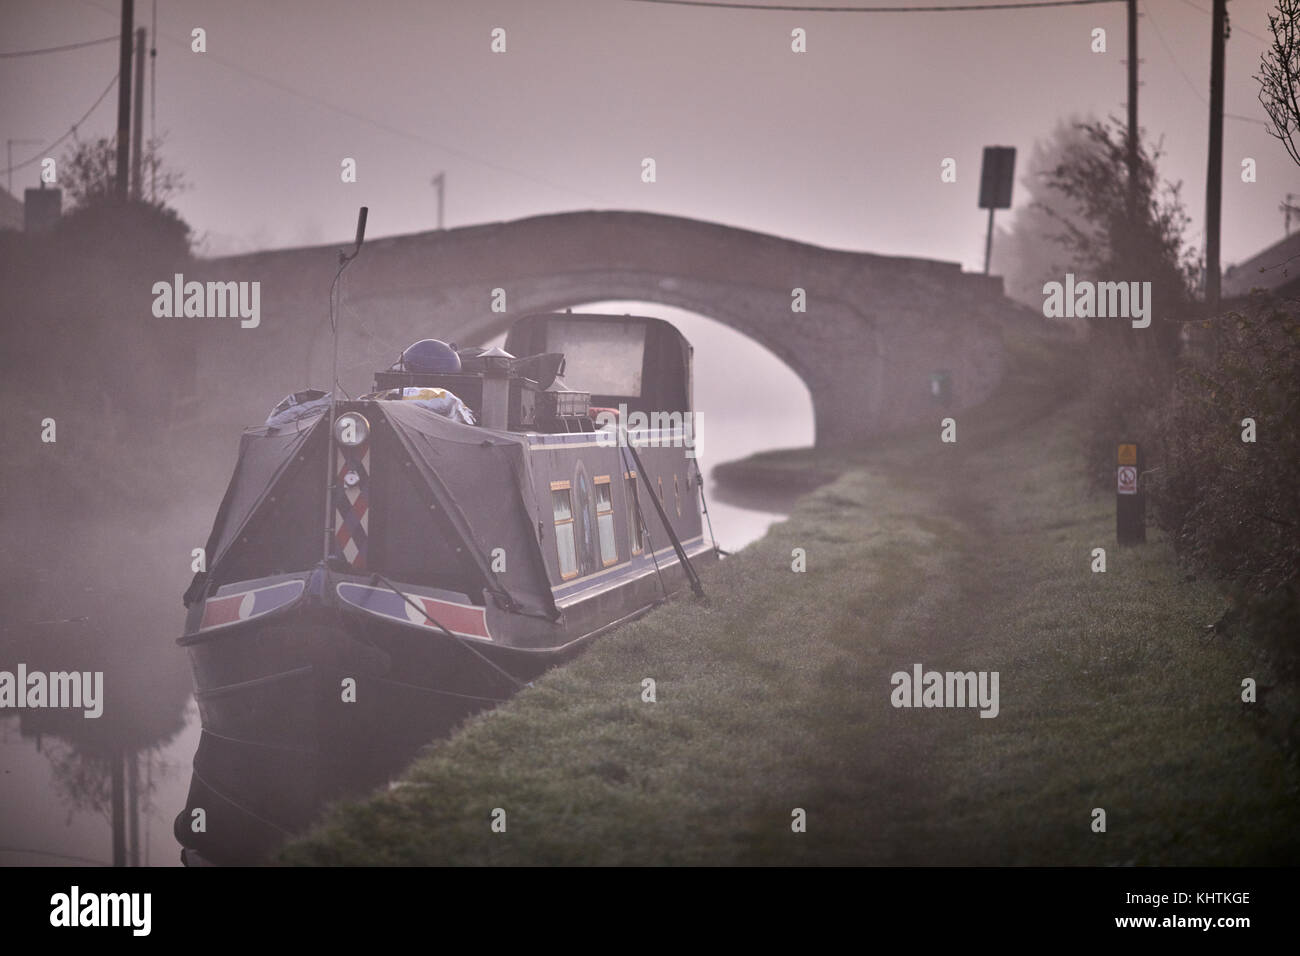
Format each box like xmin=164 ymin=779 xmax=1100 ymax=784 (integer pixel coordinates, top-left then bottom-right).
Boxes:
xmin=624 ymin=471 xmax=644 ymax=556
xmin=594 ymin=476 xmax=618 ymax=567
xmin=545 ymin=319 xmax=646 ymax=397
xmin=550 ymin=482 xmax=578 ymax=580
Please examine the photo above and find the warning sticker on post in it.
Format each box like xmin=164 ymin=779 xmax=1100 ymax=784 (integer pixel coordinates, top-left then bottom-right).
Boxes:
xmin=1117 ymin=465 xmax=1138 ymax=495
xmin=1118 ymin=443 xmax=1138 ymax=466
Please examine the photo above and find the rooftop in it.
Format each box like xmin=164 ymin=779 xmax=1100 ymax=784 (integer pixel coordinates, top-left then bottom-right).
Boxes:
xmin=1222 ymin=230 xmax=1300 ymax=299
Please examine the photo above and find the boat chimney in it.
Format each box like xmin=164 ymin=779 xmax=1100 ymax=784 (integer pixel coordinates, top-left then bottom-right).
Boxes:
xmin=479 ymin=346 xmax=514 ymax=430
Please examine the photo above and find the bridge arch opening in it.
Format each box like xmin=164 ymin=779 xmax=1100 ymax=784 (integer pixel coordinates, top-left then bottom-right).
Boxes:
xmin=487 ymin=299 xmax=814 ymax=550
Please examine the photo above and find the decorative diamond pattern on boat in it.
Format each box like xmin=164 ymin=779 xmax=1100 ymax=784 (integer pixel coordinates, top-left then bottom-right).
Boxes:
xmin=333 ymin=438 xmax=370 ymax=570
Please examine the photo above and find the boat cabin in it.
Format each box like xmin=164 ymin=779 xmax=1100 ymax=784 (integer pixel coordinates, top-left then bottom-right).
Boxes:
xmin=367 ymin=313 xmax=692 ymax=434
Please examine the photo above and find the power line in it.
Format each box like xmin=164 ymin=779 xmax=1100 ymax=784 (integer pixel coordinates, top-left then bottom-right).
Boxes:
xmin=1147 ymin=0 xmax=1210 ymax=98
xmin=1175 ymin=0 xmax=1268 ymax=44
xmin=1143 ymin=0 xmax=1270 ymax=126
xmin=623 ymin=0 xmax=1122 ymax=11
xmin=189 ymin=50 xmax=614 ymax=203
xmin=151 ymin=0 xmax=157 ymax=203
xmin=0 ymin=34 xmax=119 ymax=58
xmin=1 ymin=71 xmax=119 ymax=177
xmin=73 ymin=0 xmax=613 ymax=204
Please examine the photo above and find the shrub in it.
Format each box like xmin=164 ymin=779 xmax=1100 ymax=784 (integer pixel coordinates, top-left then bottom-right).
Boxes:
xmin=1147 ymin=294 xmax=1300 ymax=671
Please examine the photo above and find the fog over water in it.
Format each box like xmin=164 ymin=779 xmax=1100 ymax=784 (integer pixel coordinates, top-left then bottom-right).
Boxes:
xmin=0 ymin=301 xmax=811 ymax=866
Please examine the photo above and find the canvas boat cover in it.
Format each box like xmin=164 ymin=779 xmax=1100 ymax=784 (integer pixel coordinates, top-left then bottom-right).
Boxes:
xmin=184 ymin=401 xmax=559 ymax=623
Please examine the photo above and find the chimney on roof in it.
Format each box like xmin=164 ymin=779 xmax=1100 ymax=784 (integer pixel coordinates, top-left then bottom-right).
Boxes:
xmin=24 ymin=186 xmax=61 ymax=233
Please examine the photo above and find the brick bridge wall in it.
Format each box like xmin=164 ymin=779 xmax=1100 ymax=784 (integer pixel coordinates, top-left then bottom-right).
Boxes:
xmin=195 ymin=210 xmax=1017 ymax=445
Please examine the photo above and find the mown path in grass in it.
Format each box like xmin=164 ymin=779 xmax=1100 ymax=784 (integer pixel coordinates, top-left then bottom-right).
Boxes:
xmin=282 ymin=334 xmax=1298 ymax=865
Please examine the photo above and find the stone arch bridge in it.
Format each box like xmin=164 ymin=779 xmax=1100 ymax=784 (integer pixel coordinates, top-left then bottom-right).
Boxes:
xmin=196 ymin=210 xmax=1021 ymax=445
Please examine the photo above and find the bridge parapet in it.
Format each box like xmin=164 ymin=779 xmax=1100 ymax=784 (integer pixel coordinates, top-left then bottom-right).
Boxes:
xmin=194 ymin=210 xmax=1023 ymax=444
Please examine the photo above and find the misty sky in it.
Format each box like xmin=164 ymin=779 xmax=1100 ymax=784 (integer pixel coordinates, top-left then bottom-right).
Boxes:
xmin=3 ymin=0 xmax=1297 ymax=271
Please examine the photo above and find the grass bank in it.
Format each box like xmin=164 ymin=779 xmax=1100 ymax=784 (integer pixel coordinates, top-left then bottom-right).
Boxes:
xmin=281 ymin=332 xmax=1298 ymax=865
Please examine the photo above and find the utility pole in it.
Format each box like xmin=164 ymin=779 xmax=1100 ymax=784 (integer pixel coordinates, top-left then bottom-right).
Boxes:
xmin=1126 ymin=0 xmax=1139 ymax=224
xmin=114 ymin=0 xmax=134 ymax=201
xmin=431 ymin=172 xmax=445 ymax=229
xmin=131 ymin=27 xmax=146 ymax=200
xmin=150 ymin=0 xmax=157 ymax=202
xmin=127 ymin=750 xmax=140 ymax=867
xmin=111 ymin=749 xmax=125 ymax=866
xmin=1205 ymin=0 xmax=1227 ymax=310
xmin=1282 ymin=193 xmax=1299 ymax=236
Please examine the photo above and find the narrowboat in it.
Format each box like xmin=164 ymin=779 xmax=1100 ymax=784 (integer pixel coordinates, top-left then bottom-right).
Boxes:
xmin=174 ymin=310 xmax=714 ymax=865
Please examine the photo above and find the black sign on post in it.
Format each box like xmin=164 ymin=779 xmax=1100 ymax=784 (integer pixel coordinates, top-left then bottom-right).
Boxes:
xmin=979 ymin=147 xmax=1016 ymax=210
xmin=1116 ymin=441 xmax=1146 ymax=545
xmin=979 ymin=146 xmax=1016 ymax=275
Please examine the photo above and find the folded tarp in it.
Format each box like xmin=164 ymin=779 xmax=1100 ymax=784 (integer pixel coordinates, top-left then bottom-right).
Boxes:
xmin=183 ymin=410 xmax=325 ymax=606
xmin=381 ymin=400 xmax=558 ymax=622
xmin=266 ymin=389 xmax=331 ymax=427
xmin=185 ymin=399 xmax=559 ymax=624
xmin=393 ymin=387 xmax=475 ymax=425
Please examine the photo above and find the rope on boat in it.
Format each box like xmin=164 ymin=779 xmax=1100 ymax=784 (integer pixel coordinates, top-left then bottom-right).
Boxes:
xmin=692 ymin=455 xmax=728 ymax=557
xmin=367 ymin=572 xmax=533 ymax=692
xmin=624 ymin=441 xmax=705 ymax=599
xmin=621 ymin=444 xmax=669 ymax=602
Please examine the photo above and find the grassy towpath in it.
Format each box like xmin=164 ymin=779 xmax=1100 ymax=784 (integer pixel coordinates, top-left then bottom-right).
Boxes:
xmin=282 ymin=332 xmax=1298 ymax=865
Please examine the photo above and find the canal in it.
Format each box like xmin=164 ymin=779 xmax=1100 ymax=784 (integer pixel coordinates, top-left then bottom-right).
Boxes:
xmin=0 ymin=301 xmax=812 ymax=866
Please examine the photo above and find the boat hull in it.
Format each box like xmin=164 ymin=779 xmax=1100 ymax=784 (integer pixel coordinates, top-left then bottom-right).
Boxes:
xmin=173 ymin=546 xmax=708 ymax=864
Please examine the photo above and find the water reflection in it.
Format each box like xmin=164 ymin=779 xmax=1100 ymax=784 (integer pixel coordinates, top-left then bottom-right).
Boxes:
xmin=2 ymin=303 xmax=815 ymax=867
xmin=1 ymin=500 xmax=209 ymax=868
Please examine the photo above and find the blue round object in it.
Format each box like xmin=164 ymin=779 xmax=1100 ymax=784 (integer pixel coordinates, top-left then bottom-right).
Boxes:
xmin=400 ymin=338 xmax=461 ymax=373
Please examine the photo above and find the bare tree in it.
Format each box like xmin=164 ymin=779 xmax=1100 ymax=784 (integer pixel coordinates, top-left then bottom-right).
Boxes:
xmin=1258 ymin=0 xmax=1300 ymax=168
xmin=59 ymin=133 xmax=187 ymax=211
xmin=989 ymin=115 xmax=1098 ymax=309
xmin=1040 ymin=117 xmax=1199 ymax=359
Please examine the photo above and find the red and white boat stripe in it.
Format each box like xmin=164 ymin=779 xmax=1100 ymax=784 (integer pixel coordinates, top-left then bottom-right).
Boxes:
xmin=198 ymin=580 xmax=305 ymax=633
xmin=336 ymin=582 xmax=492 ymax=640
